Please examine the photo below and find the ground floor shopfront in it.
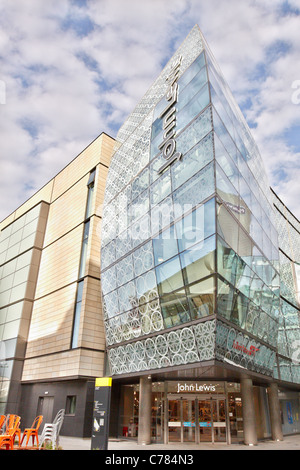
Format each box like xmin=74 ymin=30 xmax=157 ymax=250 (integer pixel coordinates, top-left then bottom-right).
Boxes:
xmin=110 ymin=377 xmax=300 ymax=446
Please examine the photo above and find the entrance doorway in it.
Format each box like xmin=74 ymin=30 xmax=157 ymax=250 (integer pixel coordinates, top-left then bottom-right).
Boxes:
xmin=168 ymin=396 xmax=227 ymax=444
xmin=37 ymin=396 xmax=54 ymax=424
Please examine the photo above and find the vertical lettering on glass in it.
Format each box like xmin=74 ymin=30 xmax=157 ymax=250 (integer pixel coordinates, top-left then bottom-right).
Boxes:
xmin=158 ymin=56 xmax=182 ymax=174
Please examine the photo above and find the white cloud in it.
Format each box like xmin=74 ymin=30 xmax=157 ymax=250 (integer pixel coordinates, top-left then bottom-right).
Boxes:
xmin=0 ymin=0 xmax=299 ymax=223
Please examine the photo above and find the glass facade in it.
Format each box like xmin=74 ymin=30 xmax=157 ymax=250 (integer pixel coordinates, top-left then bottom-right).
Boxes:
xmin=272 ymin=190 xmax=300 ymax=384
xmin=117 ymin=381 xmax=273 ymax=444
xmin=100 ymin=26 xmax=299 ymax=386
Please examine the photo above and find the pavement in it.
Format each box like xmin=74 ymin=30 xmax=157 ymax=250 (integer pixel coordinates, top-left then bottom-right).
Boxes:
xmin=59 ymin=434 xmax=300 ymax=451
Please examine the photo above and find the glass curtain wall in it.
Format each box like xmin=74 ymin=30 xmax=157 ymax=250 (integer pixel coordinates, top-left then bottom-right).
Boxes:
xmin=101 ymin=37 xmax=220 ymax=376
xmin=101 ymin=26 xmax=298 ymax=384
xmin=272 ymin=191 xmax=300 ymax=384
xmin=203 ymin=43 xmax=280 ymax=376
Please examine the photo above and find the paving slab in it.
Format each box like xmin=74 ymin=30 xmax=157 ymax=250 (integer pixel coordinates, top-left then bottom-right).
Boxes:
xmin=59 ymin=434 xmax=300 ymax=451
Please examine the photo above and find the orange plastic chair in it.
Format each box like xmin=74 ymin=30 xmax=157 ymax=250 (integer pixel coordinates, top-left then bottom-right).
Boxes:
xmin=0 ymin=415 xmax=20 ymax=450
xmin=0 ymin=415 xmax=6 ymax=433
xmin=20 ymin=415 xmax=43 ymax=448
xmin=5 ymin=415 xmax=21 ymax=446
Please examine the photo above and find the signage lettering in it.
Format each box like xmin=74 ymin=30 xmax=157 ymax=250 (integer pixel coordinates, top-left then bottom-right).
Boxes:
xmin=176 ymin=383 xmax=216 ymax=393
xmin=158 ymin=56 xmax=182 ymax=174
xmin=233 ymin=341 xmax=259 ymax=357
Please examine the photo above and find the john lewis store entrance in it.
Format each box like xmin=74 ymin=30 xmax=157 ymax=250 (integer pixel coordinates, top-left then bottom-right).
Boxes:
xmin=168 ymin=396 xmax=227 ymax=444
xmin=117 ymin=381 xmax=243 ymax=445
xmin=167 ymin=382 xmax=235 ymax=444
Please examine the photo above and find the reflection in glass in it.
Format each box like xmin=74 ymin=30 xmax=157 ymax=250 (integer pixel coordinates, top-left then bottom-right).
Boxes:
xmin=231 ymin=292 xmax=249 ymax=329
xmin=217 ymin=277 xmax=235 ymax=320
xmin=176 ymin=84 xmax=210 ymax=134
xmin=150 ymin=169 xmax=171 ymax=207
xmin=214 ymin=133 xmax=239 ymax=192
xmin=173 ymin=162 xmax=214 ymax=220
xmin=103 ymin=290 xmax=120 ymax=319
xmin=217 ymin=202 xmax=239 ymax=253
xmin=171 ymin=133 xmax=214 ymax=191
xmin=177 ymin=51 xmax=206 ymax=90
xmin=151 ymin=196 xmax=174 ymax=236
xmin=156 ymin=256 xmax=184 ymax=295
xmin=153 ymin=225 xmax=179 ymax=265
xmin=217 ymin=236 xmax=238 ymax=285
xmin=210 ymin=84 xmax=235 ymax=143
xmin=180 ymin=235 xmax=215 ymax=285
xmin=216 ymin=163 xmax=240 ymax=209
xmin=160 ymin=291 xmax=190 ymax=328
xmin=176 ymin=198 xmax=215 ymax=252
xmin=177 ymin=106 xmax=213 ymax=156
xmin=177 ymin=67 xmax=208 ymax=113
xmin=135 ymin=270 xmax=158 ymax=300
xmin=118 ymin=281 xmax=137 ymax=313
xmin=132 ymin=168 xmax=149 ymax=201
xmin=213 ymin=107 xmax=237 ymax=165
xmin=186 ymin=276 xmax=215 ymax=320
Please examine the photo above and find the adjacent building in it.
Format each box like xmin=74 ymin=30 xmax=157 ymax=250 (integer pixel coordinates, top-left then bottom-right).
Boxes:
xmin=0 ymin=25 xmax=299 ymax=445
xmin=0 ymin=133 xmax=115 ymax=436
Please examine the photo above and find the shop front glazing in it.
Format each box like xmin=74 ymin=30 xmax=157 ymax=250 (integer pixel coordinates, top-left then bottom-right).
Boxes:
xmin=118 ymin=381 xmax=246 ymax=444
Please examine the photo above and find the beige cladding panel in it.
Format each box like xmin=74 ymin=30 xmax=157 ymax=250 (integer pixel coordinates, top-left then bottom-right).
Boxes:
xmin=0 ymin=133 xmax=114 ymax=233
xmin=35 ymin=225 xmax=83 ymax=299
xmin=94 ymin=165 xmax=109 ymax=217
xmin=0 ymin=181 xmax=54 ymax=232
xmin=43 ymin=176 xmax=88 ymax=247
xmin=78 ymin=276 xmax=106 ymax=350
xmin=25 ymin=282 xmax=77 ymax=359
xmin=77 ymin=349 xmax=105 ymax=377
xmin=14 ymin=182 xmax=53 ymax=221
xmin=99 ymin=134 xmax=115 ymax=168
xmin=22 ymin=348 xmax=105 ymax=381
xmin=51 ymin=134 xmax=114 ymax=201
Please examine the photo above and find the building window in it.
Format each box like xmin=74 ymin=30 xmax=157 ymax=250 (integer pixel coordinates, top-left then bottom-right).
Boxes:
xmin=70 ymin=169 xmax=94 ymax=349
xmin=71 ymin=280 xmax=84 ymax=349
xmin=66 ymin=396 xmax=77 ymax=415
xmin=78 ymin=221 xmax=90 ymax=279
xmin=85 ymin=169 xmax=96 ymax=219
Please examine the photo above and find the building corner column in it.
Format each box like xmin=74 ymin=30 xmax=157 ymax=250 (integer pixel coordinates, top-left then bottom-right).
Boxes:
xmin=240 ymin=377 xmax=257 ymax=446
xmin=267 ymin=382 xmax=283 ymax=441
xmin=138 ymin=375 xmax=152 ymax=445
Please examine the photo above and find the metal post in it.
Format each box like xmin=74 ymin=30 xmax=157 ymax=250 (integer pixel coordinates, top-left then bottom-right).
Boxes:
xmin=138 ymin=376 xmax=152 ymax=445
xmin=267 ymin=383 xmax=283 ymax=441
xmin=240 ymin=377 xmax=257 ymax=446
xmin=211 ymin=399 xmax=214 ymax=444
xmin=224 ymin=383 xmax=231 ymax=445
xmin=164 ymin=382 xmax=169 ymax=445
xmin=180 ymin=399 xmax=183 ymax=443
xmin=195 ymin=398 xmax=200 ymax=444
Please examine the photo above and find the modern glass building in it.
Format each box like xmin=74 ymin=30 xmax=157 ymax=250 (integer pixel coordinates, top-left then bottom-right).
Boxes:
xmin=101 ymin=25 xmax=300 ymax=445
xmin=0 ymin=24 xmax=299 ymax=446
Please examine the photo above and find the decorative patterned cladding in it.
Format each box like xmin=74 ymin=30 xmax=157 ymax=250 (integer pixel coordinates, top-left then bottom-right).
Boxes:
xmin=216 ymin=321 xmax=276 ymax=377
xmin=108 ymin=320 xmax=216 ymax=375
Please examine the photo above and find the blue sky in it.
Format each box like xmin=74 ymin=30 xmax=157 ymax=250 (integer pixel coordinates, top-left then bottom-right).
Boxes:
xmin=0 ymin=0 xmax=300 ymax=221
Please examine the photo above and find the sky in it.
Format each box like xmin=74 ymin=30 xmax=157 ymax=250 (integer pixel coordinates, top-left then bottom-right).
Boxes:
xmin=0 ymin=0 xmax=300 ymax=222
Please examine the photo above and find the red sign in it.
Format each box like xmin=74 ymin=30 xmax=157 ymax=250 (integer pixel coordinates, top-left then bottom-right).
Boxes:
xmin=233 ymin=341 xmax=259 ymax=357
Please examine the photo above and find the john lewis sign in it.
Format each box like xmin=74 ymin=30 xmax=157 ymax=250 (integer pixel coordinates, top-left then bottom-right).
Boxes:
xmin=158 ymin=55 xmax=182 ymax=174
xmin=176 ymin=383 xmax=216 ymax=393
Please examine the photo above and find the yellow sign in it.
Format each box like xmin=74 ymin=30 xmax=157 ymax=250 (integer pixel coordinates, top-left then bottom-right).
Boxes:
xmin=95 ymin=377 xmax=112 ymax=387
